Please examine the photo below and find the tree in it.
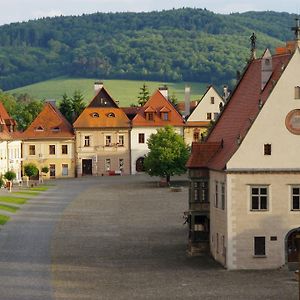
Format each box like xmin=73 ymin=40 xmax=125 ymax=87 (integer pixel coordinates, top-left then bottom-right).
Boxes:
xmin=169 ymin=93 xmax=178 ymax=105
xmin=71 ymin=90 xmax=86 ymax=121
xmin=144 ymin=126 xmax=189 ymax=183
xmin=137 ymin=83 xmax=150 ymax=106
xmin=4 ymin=171 xmax=16 ymax=192
xmin=59 ymin=93 xmax=73 ymax=123
xmin=24 ymin=163 xmax=39 ymax=179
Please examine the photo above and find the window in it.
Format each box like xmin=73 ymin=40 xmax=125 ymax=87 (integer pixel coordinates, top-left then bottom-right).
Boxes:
xmin=193 ymin=181 xmax=208 ymax=202
xmin=291 ymin=186 xmax=300 ymax=210
xmin=216 ymin=233 xmax=219 ymax=254
xmin=193 ymin=131 xmax=200 ymax=142
xmin=84 ymin=136 xmax=90 ymax=147
xmin=107 ymin=112 xmax=116 ymax=118
xmin=62 ymin=164 xmax=68 ymax=176
xmin=162 ymin=112 xmax=169 ymax=121
xmin=105 ymin=158 xmax=111 ymax=171
xmin=146 ymin=112 xmax=154 ymax=121
xmin=29 ymin=145 xmax=36 ymax=155
xmin=52 ymin=127 xmax=60 ymax=132
xmin=105 ymin=135 xmax=112 ymax=146
xmin=214 ymin=112 xmax=219 ymax=120
xmin=215 ymin=182 xmax=219 ymax=208
xmin=118 ymin=135 xmax=124 ymax=146
xmin=119 ymin=158 xmax=124 ymax=171
xmin=221 ymin=183 xmax=225 ymax=210
xmin=138 ymin=133 xmax=145 ymax=144
xmin=211 ymin=97 xmax=215 ymax=104
xmin=206 ymin=113 xmax=212 ymax=120
xmin=251 ymin=186 xmax=268 ymax=210
xmin=91 ymin=112 xmax=99 ymax=118
xmin=264 ymin=144 xmax=271 ymax=155
xmin=254 ymin=236 xmax=266 ymax=256
xmin=49 ymin=145 xmax=56 ymax=155
xmin=35 ymin=126 xmax=44 ymax=131
xmin=49 ymin=164 xmax=56 ymax=178
xmin=295 ymin=86 xmax=300 ymax=99
xmin=62 ymin=145 xmax=68 ymax=154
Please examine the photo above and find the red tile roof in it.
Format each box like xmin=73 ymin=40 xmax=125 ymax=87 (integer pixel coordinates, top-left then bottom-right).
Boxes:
xmin=0 ymin=101 xmax=19 ymax=140
xmin=189 ymin=52 xmax=292 ymax=171
xmin=22 ymin=102 xmax=74 ymax=139
xmin=132 ymin=90 xmax=185 ymax=127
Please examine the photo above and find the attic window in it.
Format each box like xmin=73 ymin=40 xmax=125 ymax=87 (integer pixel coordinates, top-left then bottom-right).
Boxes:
xmin=295 ymin=86 xmax=300 ymax=99
xmin=107 ymin=112 xmax=115 ymax=118
xmin=264 ymin=144 xmax=271 ymax=155
xmin=52 ymin=127 xmax=61 ymax=132
xmin=91 ymin=112 xmax=100 ymax=118
xmin=146 ymin=112 xmax=154 ymax=121
xmin=211 ymin=97 xmax=215 ymax=104
xmin=265 ymin=59 xmax=270 ymax=65
xmin=35 ymin=126 xmax=44 ymax=131
xmin=161 ymin=112 xmax=169 ymax=121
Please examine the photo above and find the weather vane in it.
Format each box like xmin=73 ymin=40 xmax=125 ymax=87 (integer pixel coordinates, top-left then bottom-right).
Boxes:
xmin=250 ymin=32 xmax=257 ymax=59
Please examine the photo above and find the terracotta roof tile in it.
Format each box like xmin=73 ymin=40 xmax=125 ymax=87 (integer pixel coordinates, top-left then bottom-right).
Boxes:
xmin=22 ymin=102 xmax=74 ymax=139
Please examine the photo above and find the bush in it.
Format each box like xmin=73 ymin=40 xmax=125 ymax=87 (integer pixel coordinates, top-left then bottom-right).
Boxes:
xmin=4 ymin=171 xmax=16 ymax=181
xmin=41 ymin=166 xmax=49 ymax=174
xmin=24 ymin=163 xmax=39 ymax=179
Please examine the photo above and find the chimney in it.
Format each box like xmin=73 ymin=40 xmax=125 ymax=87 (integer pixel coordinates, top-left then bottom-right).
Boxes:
xmin=159 ymin=85 xmax=168 ymax=99
xmin=184 ymin=86 xmax=191 ymax=117
xmin=223 ymin=85 xmax=230 ymax=102
xmin=261 ymin=49 xmax=272 ymax=90
xmin=94 ymin=81 xmax=103 ymax=95
xmin=292 ymin=17 xmax=300 ymax=47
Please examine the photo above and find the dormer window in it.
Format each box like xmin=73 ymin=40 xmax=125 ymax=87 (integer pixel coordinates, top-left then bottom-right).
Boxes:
xmin=211 ymin=97 xmax=215 ymax=104
xmin=35 ymin=126 xmax=44 ymax=131
xmin=161 ymin=112 xmax=169 ymax=121
xmin=52 ymin=127 xmax=60 ymax=132
xmin=91 ymin=112 xmax=100 ymax=118
xmin=295 ymin=86 xmax=300 ymax=99
xmin=107 ymin=112 xmax=115 ymax=118
xmin=146 ymin=112 xmax=154 ymax=121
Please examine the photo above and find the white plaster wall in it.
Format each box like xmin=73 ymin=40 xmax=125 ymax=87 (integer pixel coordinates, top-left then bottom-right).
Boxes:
xmin=131 ymin=126 xmax=183 ymax=174
xmin=188 ymin=87 xmax=223 ymax=122
xmin=0 ymin=142 xmax=8 ymax=177
xmin=228 ymin=49 xmax=300 ymax=170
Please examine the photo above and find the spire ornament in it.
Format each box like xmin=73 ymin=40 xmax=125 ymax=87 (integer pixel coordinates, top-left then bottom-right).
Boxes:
xmin=250 ymin=32 xmax=257 ymax=59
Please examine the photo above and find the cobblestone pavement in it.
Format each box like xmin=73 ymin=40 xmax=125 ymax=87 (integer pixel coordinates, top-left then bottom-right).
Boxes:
xmin=0 ymin=175 xmax=298 ymax=299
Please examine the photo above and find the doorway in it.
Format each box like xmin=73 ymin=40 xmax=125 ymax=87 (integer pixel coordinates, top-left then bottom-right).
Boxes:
xmin=136 ymin=157 xmax=145 ymax=172
xmin=286 ymin=227 xmax=300 ymax=270
xmin=82 ymin=159 xmax=93 ymax=175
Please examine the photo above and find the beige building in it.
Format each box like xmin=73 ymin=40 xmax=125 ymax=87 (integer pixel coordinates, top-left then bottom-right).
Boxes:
xmin=187 ymin=33 xmax=300 ymax=270
xmin=184 ymin=86 xmax=224 ymax=145
xmin=73 ymin=83 xmax=131 ymax=176
xmin=22 ymin=101 xmax=75 ymax=178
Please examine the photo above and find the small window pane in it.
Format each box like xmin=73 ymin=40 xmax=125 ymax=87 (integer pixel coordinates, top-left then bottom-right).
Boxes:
xmin=293 ymin=188 xmax=300 ymax=195
xmin=252 ymin=188 xmax=259 ymax=195
xmin=252 ymin=197 xmax=259 ymax=209
xmin=260 ymin=197 xmax=267 ymax=209
xmin=260 ymin=188 xmax=267 ymax=195
xmin=293 ymin=197 xmax=300 ymax=209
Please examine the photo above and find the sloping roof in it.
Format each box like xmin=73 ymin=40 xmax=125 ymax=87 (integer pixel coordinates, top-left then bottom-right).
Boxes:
xmin=122 ymin=107 xmax=140 ymax=120
xmin=22 ymin=102 xmax=74 ymax=139
xmin=73 ymin=107 xmax=130 ymax=128
xmin=186 ymin=142 xmax=222 ymax=168
xmin=188 ymin=51 xmax=292 ymax=171
xmin=88 ymin=86 xmax=119 ymax=108
xmin=132 ymin=90 xmax=185 ymax=127
xmin=0 ymin=101 xmax=19 ymax=141
xmin=176 ymin=100 xmax=198 ymax=113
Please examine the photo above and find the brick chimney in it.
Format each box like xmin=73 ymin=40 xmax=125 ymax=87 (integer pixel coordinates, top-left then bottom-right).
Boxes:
xmin=159 ymin=85 xmax=168 ymax=99
xmin=261 ymin=49 xmax=272 ymax=91
xmin=184 ymin=86 xmax=191 ymax=117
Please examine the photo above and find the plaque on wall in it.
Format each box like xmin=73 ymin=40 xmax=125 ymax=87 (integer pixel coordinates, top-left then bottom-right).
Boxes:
xmin=285 ymin=109 xmax=300 ymax=135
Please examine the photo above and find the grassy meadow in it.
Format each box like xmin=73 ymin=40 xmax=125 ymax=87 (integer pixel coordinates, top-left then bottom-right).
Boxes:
xmin=9 ymin=77 xmax=208 ymax=107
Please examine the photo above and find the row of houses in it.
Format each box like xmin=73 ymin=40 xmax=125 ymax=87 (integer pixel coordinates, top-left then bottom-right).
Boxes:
xmin=186 ymin=29 xmax=300 ymax=270
xmin=0 ymin=81 xmax=224 ymax=181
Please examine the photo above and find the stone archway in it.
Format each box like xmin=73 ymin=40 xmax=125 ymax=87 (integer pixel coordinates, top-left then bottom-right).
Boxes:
xmin=136 ymin=157 xmax=145 ymax=173
xmin=285 ymin=227 xmax=300 ymax=269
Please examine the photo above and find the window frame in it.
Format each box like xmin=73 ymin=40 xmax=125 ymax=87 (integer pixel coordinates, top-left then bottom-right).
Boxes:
xmin=49 ymin=145 xmax=56 ymax=155
xmin=206 ymin=113 xmax=212 ymax=120
xmin=215 ymin=181 xmax=219 ymax=208
xmin=29 ymin=145 xmax=36 ymax=156
xmin=210 ymin=97 xmax=215 ymax=104
xmin=162 ymin=112 xmax=169 ymax=121
xmin=138 ymin=133 xmax=145 ymax=144
xmin=62 ymin=164 xmax=68 ymax=176
xmin=105 ymin=135 xmax=112 ymax=147
xmin=295 ymin=86 xmax=300 ymax=99
xmin=254 ymin=236 xmax=266 ymax=256
xmin=250 ymin=186 xmax=269 ymax=211
xmin=61 ymin=144 xmax=68 ymax=155
xmin=84 ymin=136 xmax=90 ymax=147
xmin=291 ymin=186 xmax=300 ymax=211
xmin=264 ymin=144 xmax=272 ymax=155
xmin=118 ymin=135 xmax=124 ymax=147
xmin=105 ymin=158 xmax=111 ymax=171
xmin=221 ymin=182 xmax=225 ymax=210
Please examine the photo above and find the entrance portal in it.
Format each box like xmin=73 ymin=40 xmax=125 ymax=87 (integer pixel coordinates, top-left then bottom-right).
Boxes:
xmin=82 ymin=159 xmax=93 ymax=175
xmin=136 ymin=157 xmax=145 ymax=172
xmin=286 ymin=227 xmax=300 ymax=269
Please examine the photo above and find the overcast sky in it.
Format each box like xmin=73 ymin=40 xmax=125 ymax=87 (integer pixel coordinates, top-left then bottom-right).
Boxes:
xmin=1 ymin=0 xmax=299 ymax=26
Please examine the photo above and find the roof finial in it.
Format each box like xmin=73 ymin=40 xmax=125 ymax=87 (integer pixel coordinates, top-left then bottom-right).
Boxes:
xmin=291 ymin=18 xmax=300 ymax=42
xmin=250 ymin=32 xmax=257 ymax=59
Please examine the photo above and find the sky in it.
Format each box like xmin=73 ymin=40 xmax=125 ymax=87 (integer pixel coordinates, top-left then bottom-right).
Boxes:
xmin=0 ymin=0 xmax=299 ymax=26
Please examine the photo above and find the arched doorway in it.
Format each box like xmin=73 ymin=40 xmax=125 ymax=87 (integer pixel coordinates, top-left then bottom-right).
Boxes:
xmin=136 ymin=157 xmax=145 ymax=173
xmin=286 ymin=227 xmax=300 ymax=269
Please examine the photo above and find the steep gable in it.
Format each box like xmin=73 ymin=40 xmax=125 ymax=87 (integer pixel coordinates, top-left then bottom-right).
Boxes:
xmin=132 ymin=90 xmax=185 ymax=127
xmin=88 ymin=87 xmax=119 ymax=108
xmin=0 ymin=101 xmax=18 ymax=140
xmin=22 ymin=102 xmax=74 ymax=139
xmin=194 ymin=51 xmax=292 ymax=171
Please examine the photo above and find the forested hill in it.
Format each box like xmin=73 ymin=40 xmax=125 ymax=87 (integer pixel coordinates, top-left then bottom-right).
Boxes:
xmin=0 ymin=8 xmax=296 ymax=90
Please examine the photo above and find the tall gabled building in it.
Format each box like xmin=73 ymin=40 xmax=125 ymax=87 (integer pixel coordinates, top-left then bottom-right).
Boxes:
xmin=130 ymin=87 xmax=185 ymax=174
xmin=187 ymin=29 xmax=300 ymax=269
xmin=0 ymin=102 xmax=22 ymax=181
xmin=73 ymin=83 xmax=131 ymax=176
xmin=22 ymin=101 xmax=75 ymax=178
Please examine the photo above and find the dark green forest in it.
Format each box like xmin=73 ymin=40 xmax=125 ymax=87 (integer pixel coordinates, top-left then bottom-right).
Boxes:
xmin=0 ymin=8 xmax=297 ymax=90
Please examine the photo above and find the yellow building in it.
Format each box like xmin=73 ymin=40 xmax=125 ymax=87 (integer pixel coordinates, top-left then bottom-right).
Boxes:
xmin=22 ymin=101 xmax=75 ymax=178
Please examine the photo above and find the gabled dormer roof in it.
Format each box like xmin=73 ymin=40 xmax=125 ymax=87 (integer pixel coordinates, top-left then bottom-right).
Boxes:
xmin=22 ymin=102 xmax=74 ymax=140
xmin=188 ymin=50 xmax=293 ymax=171
xmin=132 ymin=90 xmax=185 ymax=127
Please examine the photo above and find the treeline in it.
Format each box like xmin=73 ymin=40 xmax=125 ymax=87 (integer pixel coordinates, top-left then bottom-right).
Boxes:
xmin=0 ymin=9 xmax=296 ymax=90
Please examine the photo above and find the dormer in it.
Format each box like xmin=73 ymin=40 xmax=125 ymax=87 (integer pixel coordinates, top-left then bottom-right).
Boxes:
xmin=144 ymin=106 xmax=156 ymax=121
xmin=35 ymin=126 xmax=44 ymax=132
xmin=261 ymin=48 xmax=273 ymax=90
xmin=51 ymin=126 xmax=61 ymax=132
xmin=160 ymin=106 xmax=171 ymax=121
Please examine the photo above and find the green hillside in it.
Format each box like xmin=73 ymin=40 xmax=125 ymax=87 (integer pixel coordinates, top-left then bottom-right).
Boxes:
xmin=9 ymin=78 xmax=207 ymax=107
xmin=0 ymin=9 xmax=296 ymax=91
